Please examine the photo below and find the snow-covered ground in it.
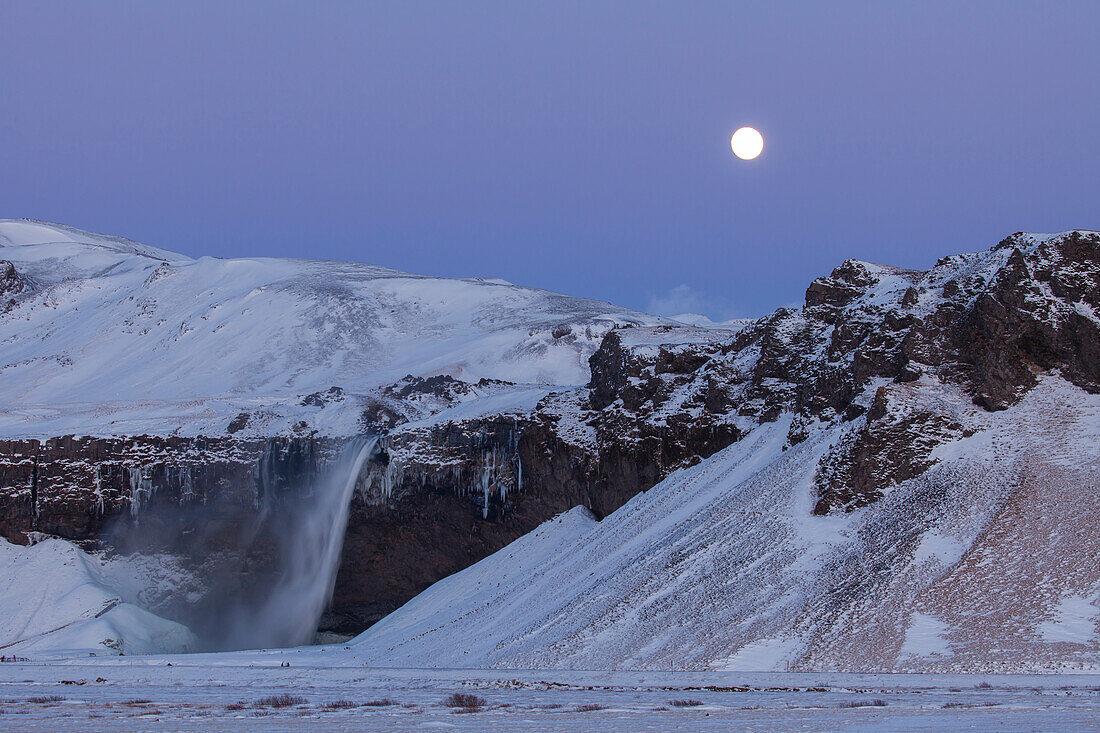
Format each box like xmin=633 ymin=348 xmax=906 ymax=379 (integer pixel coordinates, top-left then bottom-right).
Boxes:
xmin=0 ymin=220 xmax=662 ymax=437
xmin=1 ymin=656 xmax=1098 ymax=731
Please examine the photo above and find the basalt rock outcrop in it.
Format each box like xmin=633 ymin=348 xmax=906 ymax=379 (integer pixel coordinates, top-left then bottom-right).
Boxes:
xmin=0 ymin=435 xmax=336 ymax=548
xmin=1 ymin=230 xmax=1097 ymax=636
xmin=0 ymin=260 xmax=34 ymax=313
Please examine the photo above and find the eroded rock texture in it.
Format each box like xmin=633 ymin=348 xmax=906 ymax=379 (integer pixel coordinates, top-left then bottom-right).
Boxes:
xmin=0 ymin=436 xmax=334 ymax=547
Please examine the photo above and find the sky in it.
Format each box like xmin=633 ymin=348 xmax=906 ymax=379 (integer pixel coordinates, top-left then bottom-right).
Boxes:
xmin=2 ymin=2 xmax=1098 ymax=320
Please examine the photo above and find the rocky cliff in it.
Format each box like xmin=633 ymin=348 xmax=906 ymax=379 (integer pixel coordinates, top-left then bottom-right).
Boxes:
xmin=346 ymin=231 xmax=1100 ymax=673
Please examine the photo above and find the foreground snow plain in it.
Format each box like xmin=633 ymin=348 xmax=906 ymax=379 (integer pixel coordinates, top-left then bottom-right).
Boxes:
xmin=2 ymin=654 xmax=1099 ymax=731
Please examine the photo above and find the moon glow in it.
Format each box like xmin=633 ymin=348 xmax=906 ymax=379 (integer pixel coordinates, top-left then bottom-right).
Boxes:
xmin=731 ymin=127 xmax=764 ymax=160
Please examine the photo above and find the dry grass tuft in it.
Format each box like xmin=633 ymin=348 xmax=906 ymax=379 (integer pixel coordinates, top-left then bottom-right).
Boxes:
xmin=444 ymin=692 xmax=486 ymax=711
xmin=322 ymin=700 xmax=358 ymax=710
xmin=254 ymin=694 xmax=307 ymax=708
xmin=838 ymin=699 xmax=887 ymax=708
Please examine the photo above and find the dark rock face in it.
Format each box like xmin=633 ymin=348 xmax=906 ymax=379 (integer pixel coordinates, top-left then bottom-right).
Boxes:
xmin=811 ymin=386 xmax=968 ymax=513
xmin=226 ymin=412 xmax=251 ymax=434
xmin=0 ymin=261 xmax=30 ymax=297
xmin=573 ymin=232 xmax=1099 ymax=514
xmin=805 ymin=259 xmax=898 ymax=309
xmin=957 ymin=235 xmax=1099 ymax=408
xmin=588 ymin=331 xmax=631 ymax=410
xmin=0 ymin=435 xmax=335 ymax=548
xmin=900 ymin=232 xmax=1100 ymax=410
xmin=1 ymin=230 xmax=1097 ymax=636
xmin=0 ymin=260 xmax=33 ymax=312
xmin=331 ymin=400 xmax=744 ymax=629
xmin=300 ymin=386 xmax=346 ymax=408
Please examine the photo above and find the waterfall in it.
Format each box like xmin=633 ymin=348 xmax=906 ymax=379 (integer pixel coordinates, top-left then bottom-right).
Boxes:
xmin=219 ymin=436 xmax=379 ymax=650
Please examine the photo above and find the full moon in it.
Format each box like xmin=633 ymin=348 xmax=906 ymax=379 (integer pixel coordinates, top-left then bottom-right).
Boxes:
xmin=731 ymin=127 xmax=764 ymax=160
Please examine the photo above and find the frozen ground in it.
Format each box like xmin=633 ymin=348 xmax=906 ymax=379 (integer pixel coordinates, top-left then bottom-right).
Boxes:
xmin=1 ymin=654 xmax=1099 ymax=731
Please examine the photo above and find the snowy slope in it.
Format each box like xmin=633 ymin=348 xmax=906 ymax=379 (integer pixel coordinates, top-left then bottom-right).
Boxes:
xmin=352 ymin=376 xmax=1100 ymax=673
xmin=0 ymin=537 xmax=195 ymax=657
xmin=0 ymin=220 xmax=662 ymax=437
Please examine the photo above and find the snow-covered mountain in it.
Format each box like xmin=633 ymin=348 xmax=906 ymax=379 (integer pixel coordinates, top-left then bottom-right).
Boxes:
xmin=0 ymin=219 xmax=661 ymax=437
xmin=347 ymin=229 xmax=1100 ymax=672
xmin=1 ymin=222 xmax=1097 ymax=671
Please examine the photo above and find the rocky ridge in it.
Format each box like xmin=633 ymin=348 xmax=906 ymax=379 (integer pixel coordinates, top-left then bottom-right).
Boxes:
xmin=336 ymin=229 xmax=1100 ymax=627
xmin=365 ymin=229 xmax=1099 ymax=514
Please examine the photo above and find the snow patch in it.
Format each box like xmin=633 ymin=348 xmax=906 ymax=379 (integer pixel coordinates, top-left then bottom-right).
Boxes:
xmin=900 ymin=613 xmax=952 ymax=659
xmin=714 ymin=636 xmax=804 ymax=671
xmin=1041 ymin=591 xmax=1100 ymax=645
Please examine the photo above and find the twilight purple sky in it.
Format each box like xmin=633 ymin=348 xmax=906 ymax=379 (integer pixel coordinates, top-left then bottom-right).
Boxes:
xmin=2 ymin=2 xmax=1097 ymax=319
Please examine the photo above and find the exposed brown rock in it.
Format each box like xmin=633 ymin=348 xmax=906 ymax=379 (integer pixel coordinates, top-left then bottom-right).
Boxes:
xmin=0 ymin=261 xmax=29 ymax=297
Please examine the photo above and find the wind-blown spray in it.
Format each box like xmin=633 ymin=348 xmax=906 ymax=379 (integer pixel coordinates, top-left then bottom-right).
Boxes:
xmin=220 ymin=436 xmax=379 ymax=649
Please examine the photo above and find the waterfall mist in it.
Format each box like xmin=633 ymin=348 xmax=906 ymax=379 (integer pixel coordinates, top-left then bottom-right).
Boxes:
xmin=217 ymin=435 xmax=378 ymax=649
xmin=105 ymin=436 xmax=381 ymax=651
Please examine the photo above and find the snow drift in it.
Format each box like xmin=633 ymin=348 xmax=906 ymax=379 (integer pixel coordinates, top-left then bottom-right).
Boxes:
xmin=0 ymin=537 xmax=194 ymax=657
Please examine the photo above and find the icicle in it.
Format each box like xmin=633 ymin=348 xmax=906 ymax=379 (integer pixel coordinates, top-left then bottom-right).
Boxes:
xmin=382 ymin=456 xmax=402 ymax=500
xmin=92 ymin=465 xmax=104 ymax=515
xmin=128 ymin=464 xmax=141 ymax=517
xmin=479 ymin=450 xmax=495 ymax=519
xmin=179 ymin=464 xmax=194 ymax=503
xmin=128 ymin=464 xmax=153 ymax=517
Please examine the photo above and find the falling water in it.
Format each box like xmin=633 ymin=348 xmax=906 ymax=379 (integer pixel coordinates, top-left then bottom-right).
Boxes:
xmin=217 ymin=435 xmax=380 ymax=649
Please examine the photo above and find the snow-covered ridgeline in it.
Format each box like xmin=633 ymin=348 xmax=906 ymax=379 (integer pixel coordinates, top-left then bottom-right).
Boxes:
xmin=0 ymin=219 xmax=664 ymax=438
